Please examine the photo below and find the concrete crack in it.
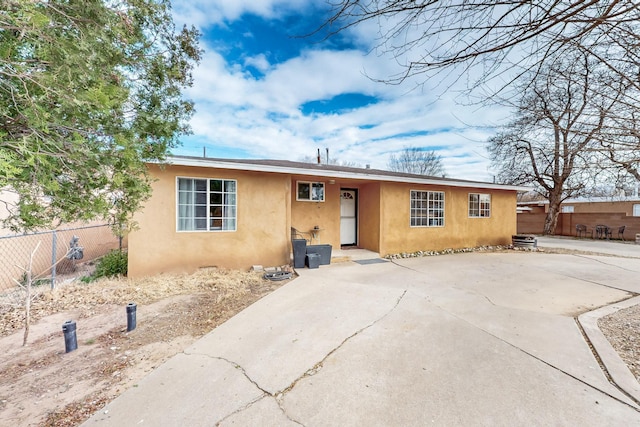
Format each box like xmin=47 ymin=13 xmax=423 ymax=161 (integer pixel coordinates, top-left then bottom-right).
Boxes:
xmin=184 ymin=353 xmax=307 ymax=426
xmin=573 ymin=253 xmax=640 ymax=273
xmin=186 ymin=289 xmax=407 ymax=426
xmin=214 ymin=395 xmax=267 ymax=427
xmin=431 ymin=302 xmax=640 ymax=413
xmin=482 ymin=294 xmax=498 ymax=306
xmin=210 ymin=355 xmax=272 ymax=395
xmin=553 ymin=271 xmax=638 ymax=294
xmin=277 ymin=289 xmax=408 ymax=397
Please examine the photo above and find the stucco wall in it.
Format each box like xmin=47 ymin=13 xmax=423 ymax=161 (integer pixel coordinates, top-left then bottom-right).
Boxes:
xmin=357 ymin=183 xmax=381 ymax=252
xmin=290 ymin=178 xmax=382 ymax=252
xmin=290 ymin=176 xmax=341 ymax=247
xmin=378 ymin=183 xmax=517 ymax=256
xmin=130 ymin=164 xmax=519 ymax=276
xmin=128 ymin=164 xmax=291 ymax=278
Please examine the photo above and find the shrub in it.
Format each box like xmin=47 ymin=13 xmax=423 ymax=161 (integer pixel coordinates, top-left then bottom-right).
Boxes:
xmin=84 ymin=250 xmax=127 ymax=282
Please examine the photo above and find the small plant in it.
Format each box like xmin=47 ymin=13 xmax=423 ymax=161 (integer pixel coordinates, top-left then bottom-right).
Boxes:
xmin=83 ymin=250 xmax=128 ymax=282
xmin=17 ymin=272 xmax=50 ymax=288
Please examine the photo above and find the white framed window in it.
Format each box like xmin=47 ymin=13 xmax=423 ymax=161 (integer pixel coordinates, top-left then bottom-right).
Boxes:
xmin=561 ymin=205 xmax=574 ymax=213
xmin=410 ymin=190 xmax=445 ymax=227
xmin=177 ymin=177 xmax=237 ymax=231
xmin=633 ymin=204 xmax=640 ymax=216
xmin=469 ymin=193 xmax=491 ymax=218
xmin=297 ymin=181 xmax=325 ymax=202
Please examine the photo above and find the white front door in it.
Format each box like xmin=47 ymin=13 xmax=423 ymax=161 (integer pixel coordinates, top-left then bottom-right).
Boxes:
xmin=340 ymin=189 xmax=357 ymax=245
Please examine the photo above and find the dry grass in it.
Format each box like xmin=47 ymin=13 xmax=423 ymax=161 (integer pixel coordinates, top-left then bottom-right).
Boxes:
xmin=0 ymin=267 xmax=272 ymax=338
xmin=0 ymin=267 xmax=292 ymax=427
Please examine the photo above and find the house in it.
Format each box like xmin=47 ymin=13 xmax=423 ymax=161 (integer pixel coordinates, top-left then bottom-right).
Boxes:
xmin=127 ymin=156 xmax=529 ymax=278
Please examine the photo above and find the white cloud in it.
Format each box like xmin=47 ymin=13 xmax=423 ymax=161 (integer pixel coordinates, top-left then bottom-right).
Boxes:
xmin=172 ymin=0 xmax=311 ymax=28
xmin=172 ymin=3 xmax=512 ymax=182
xmin=244 ymin=54 xmax=271 ymax=73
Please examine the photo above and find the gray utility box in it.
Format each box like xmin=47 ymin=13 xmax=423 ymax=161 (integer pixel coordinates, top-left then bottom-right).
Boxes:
xmin=292 ymin=239 xmax=307 ymax=268
xmin=306 ymin=253 xmax=321 ymax=269
xmin=306 ymin=244 xmax=332 ymax=265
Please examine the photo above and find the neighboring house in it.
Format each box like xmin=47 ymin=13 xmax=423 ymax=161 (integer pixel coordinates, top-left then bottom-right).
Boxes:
xmin=127 ymin=156 xmax=529 ymax=278
xmin=517 ymin=196 xmax=640 ymax=238
xmin=518 ymin=196 xmax=640 ymax=216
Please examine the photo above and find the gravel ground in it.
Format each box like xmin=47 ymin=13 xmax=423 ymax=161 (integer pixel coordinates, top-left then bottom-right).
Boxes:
xmin=599 ymin=303 xmax=640 ymax=383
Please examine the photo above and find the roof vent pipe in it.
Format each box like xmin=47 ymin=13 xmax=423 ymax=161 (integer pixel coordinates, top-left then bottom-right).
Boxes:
xmin=326 ymin=147 xmax=329 ymax=164
xmin=366 ymin=164 xmax=370 ymax=169
xmin=317 ymin=148 xmax=321 ymax=164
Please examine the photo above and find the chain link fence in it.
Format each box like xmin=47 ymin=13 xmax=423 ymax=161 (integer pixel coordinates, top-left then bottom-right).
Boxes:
xmin=0 ymin=224 xmax=124 ymax=294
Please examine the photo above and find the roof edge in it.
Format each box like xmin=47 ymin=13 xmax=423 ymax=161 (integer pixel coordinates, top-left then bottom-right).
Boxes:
xmin=157 ymin=156 xmax=530 ymax=192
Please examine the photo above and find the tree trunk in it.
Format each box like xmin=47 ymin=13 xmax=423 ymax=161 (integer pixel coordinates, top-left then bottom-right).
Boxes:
xmin=543 ymin=191 xmax=562 ymax=235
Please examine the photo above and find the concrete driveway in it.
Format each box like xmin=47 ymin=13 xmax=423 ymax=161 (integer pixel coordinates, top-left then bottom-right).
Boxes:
xmin=84 ymin=248 xmax=640 ymax=426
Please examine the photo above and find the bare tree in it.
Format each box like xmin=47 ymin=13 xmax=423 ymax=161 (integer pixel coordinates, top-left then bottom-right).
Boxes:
xmin=387 ymin=146 xmax=446 ymax=176
xmin=599 ymin=110 xmax=640 ymax=183
xmin=321 ymin=1 xmax=640 ymax=93
xmin=488 ymin=52 xmax=623 ymax=235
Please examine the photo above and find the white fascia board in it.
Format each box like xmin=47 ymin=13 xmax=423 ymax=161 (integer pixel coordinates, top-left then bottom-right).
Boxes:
xmin=162 ymin=156 xmax=530 ymax=192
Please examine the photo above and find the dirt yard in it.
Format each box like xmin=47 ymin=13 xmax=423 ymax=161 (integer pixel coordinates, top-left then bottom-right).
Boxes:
xmin=0 ymin=254 xmax=638 ymax=426
xmin=0 ymin=267 xmax=292 ymax=427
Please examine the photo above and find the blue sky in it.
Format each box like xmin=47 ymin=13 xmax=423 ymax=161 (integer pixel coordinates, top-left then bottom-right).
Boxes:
xmin=170 ymin=1 xmax=509 ymax=181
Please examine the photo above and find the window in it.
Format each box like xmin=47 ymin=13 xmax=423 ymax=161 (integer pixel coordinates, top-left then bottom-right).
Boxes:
xmin=177 ymin=178 xmax=236 ymax=231
xmin=469 ymin=193 xmax=491 ymax=218
xmin=411 ymin=190 xmax=444 ymax=227
xmin=561 ymin=205 xmax=574 ymax=213
xmin=297 ymin=181 xmax=325 ymax=201
xmin=634 ymin=204 xmax=640 ymax=216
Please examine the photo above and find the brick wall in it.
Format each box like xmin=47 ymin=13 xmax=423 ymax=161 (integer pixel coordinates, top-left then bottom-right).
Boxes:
xmin=517 ymin=212 xmax=640 ymax=240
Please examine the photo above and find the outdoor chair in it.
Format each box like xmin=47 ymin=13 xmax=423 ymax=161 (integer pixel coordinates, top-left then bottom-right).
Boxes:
xmin=595 ymin=224 xmax=612 ymax=240
xmin=618 ymin=225 xmax=626 ymax=240
xmin=575 ymin=224 xmax=592 ymax=238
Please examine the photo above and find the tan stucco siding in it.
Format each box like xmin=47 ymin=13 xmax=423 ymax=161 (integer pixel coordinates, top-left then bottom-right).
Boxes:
xmin=357 ymin=183 xmax=381 ymax=252
xmin=290 ymin=176 xmax=341 ymax=247
xmin=128 ymin=165 xmax=291 ymax=278
xmin=378 ymin=183 xmax=516 ymax=256
xmin=290 ymin=178 xmax=382 ymax=252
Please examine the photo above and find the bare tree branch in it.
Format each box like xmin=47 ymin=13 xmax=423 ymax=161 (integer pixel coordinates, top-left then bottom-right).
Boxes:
xmin=387 ymin=146 xmax=446 ymax=176
xmin=320 ymin=1 xmax=640 ymax=95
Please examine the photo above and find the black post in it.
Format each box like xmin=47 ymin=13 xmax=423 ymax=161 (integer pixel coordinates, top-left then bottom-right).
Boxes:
xmin=62 ymin=320 xmax=77 ymax=353
xmin=126 ymin=303 xmax=137 ymax=332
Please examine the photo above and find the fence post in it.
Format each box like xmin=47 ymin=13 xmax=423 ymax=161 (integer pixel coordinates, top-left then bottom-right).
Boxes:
xmin=51 ymin=231 xmax=57 ymax=290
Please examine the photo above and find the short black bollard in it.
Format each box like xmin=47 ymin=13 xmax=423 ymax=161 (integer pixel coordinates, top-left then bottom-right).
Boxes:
xmin=126 ymin=302 xmax=137 ymax=332
xmin=62 ymin=320 xmax=77 ymax=353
